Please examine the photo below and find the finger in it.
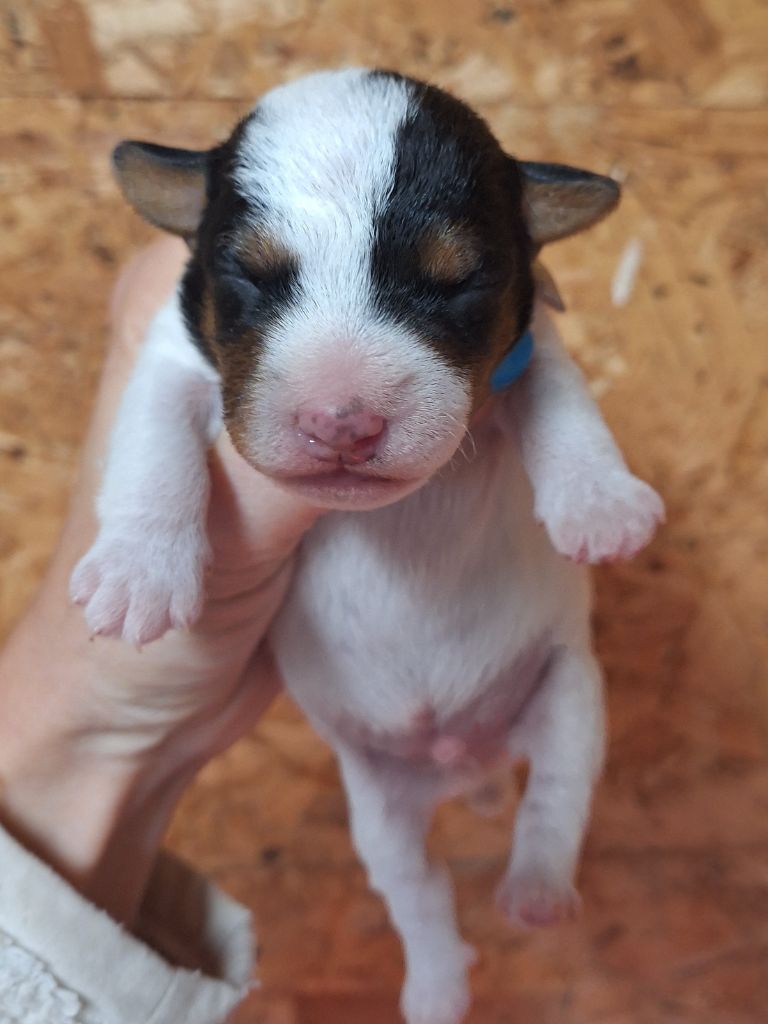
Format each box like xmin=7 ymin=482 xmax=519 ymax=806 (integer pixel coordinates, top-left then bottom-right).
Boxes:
xmin=109 ymin=236 xmax=187 ymax=354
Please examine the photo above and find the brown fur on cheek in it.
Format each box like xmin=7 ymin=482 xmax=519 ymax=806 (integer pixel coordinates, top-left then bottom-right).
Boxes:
xmin=198 ymin=282 xmax=266 ymax=464
xmin=214 ymin=336 xmax=268 ymax=465
xmin=200 ymin=287 xmax=217 ymax=348
xmin=469 ymin=285 xmax=522 ymax=411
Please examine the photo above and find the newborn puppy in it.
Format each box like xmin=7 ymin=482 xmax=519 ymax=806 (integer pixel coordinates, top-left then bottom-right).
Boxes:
xmin=71 ymin=69 xmax=663 ymax=1024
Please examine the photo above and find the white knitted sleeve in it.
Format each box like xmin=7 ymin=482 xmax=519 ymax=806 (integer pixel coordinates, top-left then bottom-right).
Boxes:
xmin=0 ymin=931 xmax=86 ymax=1023
xmin=0 ymin=826 xmax=254 ymax=1024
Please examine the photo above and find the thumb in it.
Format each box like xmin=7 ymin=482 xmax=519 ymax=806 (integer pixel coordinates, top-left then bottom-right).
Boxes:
xmin=206 ymin=430 xmax=324 ymax=576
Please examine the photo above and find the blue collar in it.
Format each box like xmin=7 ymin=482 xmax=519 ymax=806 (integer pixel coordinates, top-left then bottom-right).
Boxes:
xmin=489 ymin=328 xmax=535 ymax=393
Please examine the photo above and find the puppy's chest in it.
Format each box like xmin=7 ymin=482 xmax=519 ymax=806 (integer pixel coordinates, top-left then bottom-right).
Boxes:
xmin=271 ymin=437 xmax=568 ymax=759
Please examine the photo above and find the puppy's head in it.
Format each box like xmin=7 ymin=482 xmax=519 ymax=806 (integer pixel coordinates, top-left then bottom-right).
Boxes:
xmin=113 ymin=69 xmax=619 ymax=509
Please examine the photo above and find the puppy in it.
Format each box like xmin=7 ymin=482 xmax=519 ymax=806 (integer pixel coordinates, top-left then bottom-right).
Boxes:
xmin=71 ymin=69 xmax=663 ymax=1024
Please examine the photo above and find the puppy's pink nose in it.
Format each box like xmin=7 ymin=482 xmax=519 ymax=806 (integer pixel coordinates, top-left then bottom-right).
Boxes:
xmin=297 ymin=403 xmax=386 ymax=463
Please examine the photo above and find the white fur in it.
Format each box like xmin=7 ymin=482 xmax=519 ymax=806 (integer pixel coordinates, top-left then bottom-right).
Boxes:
xmin=234 ymin=69 xmax=409 ymax=323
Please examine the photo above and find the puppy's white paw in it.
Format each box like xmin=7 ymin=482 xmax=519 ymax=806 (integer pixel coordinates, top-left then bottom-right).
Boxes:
xmin=496 ymin=867 xmax=580 ymax=929
xmin=537 ymin=468 xmax=664 ymax=563
xmin=401 ymin=966 xmax=472 ymax=1024
xmin=70 ymin=524 xmax=209 ymax=646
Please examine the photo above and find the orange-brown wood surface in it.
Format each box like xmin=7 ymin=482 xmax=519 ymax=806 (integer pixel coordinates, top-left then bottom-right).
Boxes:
xmin=1 ymin=2 xmax=767 ymax=1020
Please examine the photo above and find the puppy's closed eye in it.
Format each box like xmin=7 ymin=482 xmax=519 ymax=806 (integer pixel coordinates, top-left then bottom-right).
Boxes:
xmin=232 ymin=231 xmax=295 ymax=286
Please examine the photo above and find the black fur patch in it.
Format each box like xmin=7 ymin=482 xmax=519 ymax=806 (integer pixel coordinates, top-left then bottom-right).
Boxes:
xmin=180 ymin=112 xmax=300 ymax=370
xmin=369 ymin=71 xmax=535 ymax=374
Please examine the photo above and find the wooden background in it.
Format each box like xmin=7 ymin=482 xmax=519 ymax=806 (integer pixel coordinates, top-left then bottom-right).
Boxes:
xmin=1 ymin=1 xmax=767 ymax=1020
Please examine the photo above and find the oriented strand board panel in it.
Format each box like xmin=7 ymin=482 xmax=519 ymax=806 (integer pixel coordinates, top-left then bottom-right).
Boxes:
xmin=4 ymin=0 xmax=768 ymax=107
xmin=1 ymin=1 xmax=767 ymax=1021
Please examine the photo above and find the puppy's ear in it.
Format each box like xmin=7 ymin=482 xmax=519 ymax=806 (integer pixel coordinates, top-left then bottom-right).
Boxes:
xmin=518 ymin=161 xmax=620 ymax=247
xmin=112 ymin=141 xmax=210 ymax=237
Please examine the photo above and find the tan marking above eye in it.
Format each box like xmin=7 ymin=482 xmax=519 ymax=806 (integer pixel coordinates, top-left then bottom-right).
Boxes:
xmin=418 ymin=224 xmax=480 ymax=284
xmin=233 ymin=231 xmax=293 ymax=278
xmin=200 ymin=287 xmax=216 ymax=342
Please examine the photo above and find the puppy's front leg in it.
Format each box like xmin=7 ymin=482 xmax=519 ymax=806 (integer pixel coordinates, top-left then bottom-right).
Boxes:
xmin=498 ymin=645 xmax=605 ymax=928
xmin=336 ymin=747 xmax=474 ymax=1024
xmin=70 ymin=294 xmax=221 ymax=645
xmin=499 ymin=304 xmax=664 ymax=562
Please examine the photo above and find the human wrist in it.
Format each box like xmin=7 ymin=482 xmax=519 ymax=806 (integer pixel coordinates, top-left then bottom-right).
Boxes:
xmin=0 ymin=612 xmax=195 ymax=926
xmin=0 ymin=722 xmax=193 ymax=926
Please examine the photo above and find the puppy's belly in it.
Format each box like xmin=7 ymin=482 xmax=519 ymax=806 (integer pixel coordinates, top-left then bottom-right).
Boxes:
xmin=272 ymin=538 xmax=580 ymax=774
xmin=270 ymin=440 xmax=589 ymax=770
xmin=327 ymin=638 xmax=554 ymax=771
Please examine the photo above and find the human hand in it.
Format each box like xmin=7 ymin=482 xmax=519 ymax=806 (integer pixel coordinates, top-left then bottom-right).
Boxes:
xmin=0 ymin=237 xmax=321 ymax=925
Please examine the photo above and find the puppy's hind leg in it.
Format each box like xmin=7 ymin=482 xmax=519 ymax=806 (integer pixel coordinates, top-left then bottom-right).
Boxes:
xmin=336 ymin=746 xmax=474 ymax=1024
xmin=498 ymin=645 xmax=606 ymax=928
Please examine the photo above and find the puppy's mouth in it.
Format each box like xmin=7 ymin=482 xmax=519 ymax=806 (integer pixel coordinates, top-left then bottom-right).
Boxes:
xmin=271 ymin=465 xmax=419 ymax=509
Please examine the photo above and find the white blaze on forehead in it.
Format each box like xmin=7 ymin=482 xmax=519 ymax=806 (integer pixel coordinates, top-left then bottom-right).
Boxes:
xmin=233 ymin=69 xmax=412 ymax=331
